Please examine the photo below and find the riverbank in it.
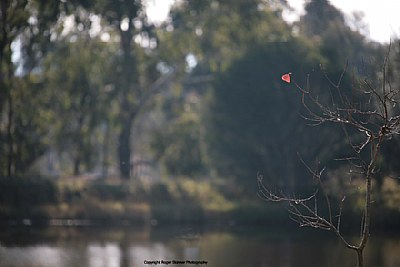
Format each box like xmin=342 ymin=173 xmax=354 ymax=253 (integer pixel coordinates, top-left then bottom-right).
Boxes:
xmin=1 ymin=176 xmax=400 ymax=231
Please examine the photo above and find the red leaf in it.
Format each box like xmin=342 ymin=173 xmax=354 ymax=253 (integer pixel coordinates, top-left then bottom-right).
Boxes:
xmin=281 ymin=73 xmax=291 ymax=83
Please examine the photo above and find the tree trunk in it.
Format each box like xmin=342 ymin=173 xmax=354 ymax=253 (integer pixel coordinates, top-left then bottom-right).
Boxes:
xmin=73 ymin=156 xmax=81 ymax=176
xmin=356 ymin=249 xmax=363 ymax=267
xmin=117 ymin=15 xmax=137 ymax=179
xmin=6 ymin=93 xmax=13 ymax=176
xmin=118 ymin=119 xmax=132 ymax=179
xmin=101 ymin=122 xmax=110 ymax=178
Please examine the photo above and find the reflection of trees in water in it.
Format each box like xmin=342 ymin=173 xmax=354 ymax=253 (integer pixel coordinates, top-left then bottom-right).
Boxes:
xmin=364 ymin=238 xmax=400 ymax=267
xmin=0 ymin=227 xmax=400 ymax=267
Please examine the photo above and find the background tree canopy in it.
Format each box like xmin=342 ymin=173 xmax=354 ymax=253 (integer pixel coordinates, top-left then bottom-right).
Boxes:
xmin=204 ymin=39 xmax=344 ymax=189
xmin=0 ymin=0 xmax=397 ymax=192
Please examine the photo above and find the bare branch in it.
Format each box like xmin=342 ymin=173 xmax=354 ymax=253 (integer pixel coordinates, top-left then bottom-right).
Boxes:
xmin=259 ymin=46 xmax=400 ymax=267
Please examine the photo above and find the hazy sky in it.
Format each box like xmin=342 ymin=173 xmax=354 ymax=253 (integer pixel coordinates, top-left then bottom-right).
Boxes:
xmin=288 ymin=0 xmax=400 ymax=43
xmin=145 ymin=0 xmax=400 ymax=43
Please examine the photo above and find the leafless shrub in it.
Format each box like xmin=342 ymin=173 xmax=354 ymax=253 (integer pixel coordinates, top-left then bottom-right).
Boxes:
xmin=258 ymin=44 xmax=400 ymax=267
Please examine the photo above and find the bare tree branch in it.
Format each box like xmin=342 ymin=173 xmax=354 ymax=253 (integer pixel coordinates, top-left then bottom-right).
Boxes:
xmin=258 ymin=46 xmax=400 ymax=267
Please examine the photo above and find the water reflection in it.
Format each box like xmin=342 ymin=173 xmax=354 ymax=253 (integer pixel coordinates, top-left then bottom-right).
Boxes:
xmin=0 ymin=246 xmax=64 ymax=267
xmin=88 ymin=243 xmax=121 ymax=267
xmin=0 ymin=226 xmax=399 ymax=267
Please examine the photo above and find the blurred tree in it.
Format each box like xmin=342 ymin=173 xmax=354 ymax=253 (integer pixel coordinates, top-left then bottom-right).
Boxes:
xmin=0 ymin=0 xmax=163 ymax=178
xmin=0 ymin=0 xmax=70 ymax=176
xmin=0 ymin=0 xmax=28 ymax=110
xmin=151 ymin=0 xmax=292 ymax=178
xmin=299 ymin=0 xmax=345 ymax=38
xmin=0 ymin=0 xmax=29 ymax=176
xmin=298 ymin=0 xmax=383 ymax=75
xmin=204 ymin=40 xmax=334 ymax=189
xmin=162 ymin=0 xmax=290 ymax=72
xmin=1 ymin=75 xmax=51 ymax=174
xmin=152 ymin=113 xmax=205 ymax=177
xmin=297 ymin=0 xmax=385 ymax=188
xmin=151 ymin=95 xmax=206 ymax=177
xmin=94 ymin=0 xmax=141 ymax=178
xmin=380 ymin=40 xmax=400 ymax=180
xmin=86 ymin=0 xmax=160 ymax=179
xmin=42 ymin=33 xmax=116 ymax=175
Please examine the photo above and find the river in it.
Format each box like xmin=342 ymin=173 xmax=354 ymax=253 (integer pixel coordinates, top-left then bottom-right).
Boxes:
xmin=0 ymin=225 xmax=399 ymax=267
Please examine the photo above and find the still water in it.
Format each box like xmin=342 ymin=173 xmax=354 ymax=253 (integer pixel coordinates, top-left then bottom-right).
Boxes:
xmin=0 ymin=225 xmax=399 ymax=267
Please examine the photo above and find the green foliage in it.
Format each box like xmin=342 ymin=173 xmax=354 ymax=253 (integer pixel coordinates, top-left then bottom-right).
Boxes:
xmin=0 ymin=176 xmax=57 ymax=207
xmin=153 ymin=0 xmax=294 ymax=180
xmin=204 ymin=39 xmax=337 ymax=188
xmin=42 ymin=36 xmax=116 ymax=174
xmin=191 ymin=0 xmax=384 ymax=192
xmin=0 ymin=75 xmax=53 ymax=175
xmin=92 ymin=0 xmax=141 ymax=27
xmin=149 ymin=183 xmax=174 ymax=203
xmin=380 ymin=41 xmax=400 ymax=177
xmin=10 ymin=77 xmax=50 ymax=172
xmin=0 ymin=0 xmax=62 ymax=176
xmin=164 ymin=0 xmax=291 ymax=72
xmin=85 ymin=182 xmax=130 ymax=201
xmin=151 ymin=111 xmax=206 ymax=177
xmin=298 ymin=0 xmax=383 ymax=74
xmin=0 ymin=0 xmax=390 ymax=192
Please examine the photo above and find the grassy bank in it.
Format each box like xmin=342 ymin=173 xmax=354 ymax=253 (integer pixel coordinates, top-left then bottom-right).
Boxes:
xmin=0 ymin=176 xmax=291 ymax=226
xmin=1 ymin=176 xmax=400 ymax=230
